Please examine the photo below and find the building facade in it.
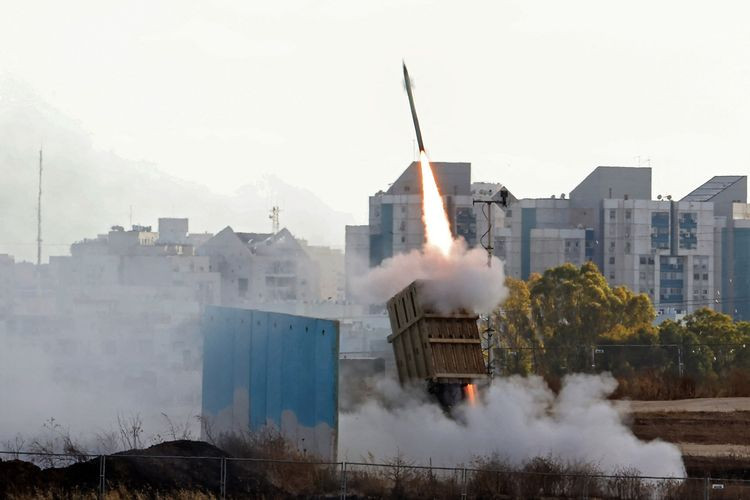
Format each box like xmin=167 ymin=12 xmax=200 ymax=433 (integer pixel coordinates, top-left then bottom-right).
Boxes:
xmin=346 ymin=160 xmax=749 ymax=320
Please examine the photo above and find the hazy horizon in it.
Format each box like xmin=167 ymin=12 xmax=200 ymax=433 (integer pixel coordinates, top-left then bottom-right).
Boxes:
xmin=3 ymin=1 xmax=750 ymax=260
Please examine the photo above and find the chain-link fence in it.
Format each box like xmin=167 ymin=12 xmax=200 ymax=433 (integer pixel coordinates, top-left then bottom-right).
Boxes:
xmin=2 ymin=450 xmax=750 ymax=499
xmin=489 ymin=342 xmax=750 ymax=399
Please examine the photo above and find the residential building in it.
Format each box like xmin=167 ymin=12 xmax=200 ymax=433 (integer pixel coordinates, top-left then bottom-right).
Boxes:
xmin=300 ymin=242 xmax=345 ymax=302
xmin=367 ymin=161 xmax=476 ymax=268
xmin=502 ymin=169 xmax=746 ymax=317
xmin=347 ymin=159 xmax=749 ymax=320
xmin=197 ymin=227 xmax=319 ymax=305
xmin=347 ymin=161 xmax=515 ymax=300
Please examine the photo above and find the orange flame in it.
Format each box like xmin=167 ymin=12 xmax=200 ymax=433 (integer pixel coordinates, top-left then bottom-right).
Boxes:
xmin=464 ymin=383 xmax=477 ymax=407
xmin=419 ymin=151 xmax=453 ymax=256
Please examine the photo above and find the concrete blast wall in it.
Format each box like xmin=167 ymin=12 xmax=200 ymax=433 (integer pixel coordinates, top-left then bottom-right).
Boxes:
xmin=201 ymin=306 xmax=339 ymax=460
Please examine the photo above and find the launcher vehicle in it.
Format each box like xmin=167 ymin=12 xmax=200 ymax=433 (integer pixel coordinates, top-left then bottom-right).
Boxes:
xmin=386 ymin=280 xmax=487 ymax=409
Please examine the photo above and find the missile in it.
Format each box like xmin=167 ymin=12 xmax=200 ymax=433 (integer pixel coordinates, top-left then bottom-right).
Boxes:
xmin=403 ymin=61 xmax=425 ymax=153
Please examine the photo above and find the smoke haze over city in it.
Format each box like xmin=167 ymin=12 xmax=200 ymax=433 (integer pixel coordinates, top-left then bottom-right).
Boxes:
xmin=3 ymin=1 xmax=750 ymax=496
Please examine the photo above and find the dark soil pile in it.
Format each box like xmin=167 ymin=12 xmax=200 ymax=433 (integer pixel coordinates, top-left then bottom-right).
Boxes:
xmin=631 ymin=411 xmax=750 ymax=446
xmin=683 ymin=455 xmax=750 ymax=480
xmin=0 ymin=440 xmax=285 ymax=498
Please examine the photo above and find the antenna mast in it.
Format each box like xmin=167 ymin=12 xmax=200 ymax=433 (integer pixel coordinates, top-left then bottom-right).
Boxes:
xmin=269 ymin=206 xmax=281 ymax=234
xmin=472 ymin=187 xmax=510 ymax=377
xmin=37 ymin=147 xmax=43 ymax=266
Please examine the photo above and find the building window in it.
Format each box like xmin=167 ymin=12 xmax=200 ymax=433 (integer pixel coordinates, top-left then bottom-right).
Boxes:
xmin=678 ymin=212 xmax=698 ymax=250
xmin=494 ymin=238 xmax=507 ymax=259
xmin=625 ymin=209 xmax=632 ymax=220
xmin=238 ymin=278 xmax=248 ymax=298
xmin=609 ymin=257 xmax=615 ymax=265
xmin=651 ymin=212 xmax=670 ymax=250
xmin=609 ymin=209 xmax=616 ymax=220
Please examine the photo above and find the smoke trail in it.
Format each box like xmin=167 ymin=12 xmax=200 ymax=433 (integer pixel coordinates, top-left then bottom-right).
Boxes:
xmin=339 ymin=374 xmax=685 ymax=478
xmin=351 ymin=239 xmax=507 ymax=314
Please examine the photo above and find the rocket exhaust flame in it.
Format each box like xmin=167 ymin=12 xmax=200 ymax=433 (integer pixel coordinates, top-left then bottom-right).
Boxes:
xmin=464 ymin=383 xmax=477 ymax=407
xmin=419 ymin=151 xmax=453 ymax=256
xmin=404 ymin=63 xmax=454 ymax=256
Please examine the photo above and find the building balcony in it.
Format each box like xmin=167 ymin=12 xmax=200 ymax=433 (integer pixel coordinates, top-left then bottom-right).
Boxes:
xmin=659 ymin=294 xmax=684 ymax=304
xmin=660 ymin=279 xmax=684 ymax=288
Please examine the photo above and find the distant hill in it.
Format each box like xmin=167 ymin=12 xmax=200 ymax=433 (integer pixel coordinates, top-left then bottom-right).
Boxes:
xmin=0 ymin=77 xmax=352 ymax=262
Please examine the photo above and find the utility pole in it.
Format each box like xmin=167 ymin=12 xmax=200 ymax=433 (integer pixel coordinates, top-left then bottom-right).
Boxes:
xmin=473 ymin=187 xmax=509 ymax=377
xmin=36 ymin=147 xmax=43 ymax=267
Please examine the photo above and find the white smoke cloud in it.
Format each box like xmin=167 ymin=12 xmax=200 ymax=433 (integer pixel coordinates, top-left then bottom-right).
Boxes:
xmin=352 ymin=239 xmax=507 ymax=314
xmin=0 ymin=309 xmax=203 ymax=450
xmin=339 ymin=374 xmax=685 ymax=478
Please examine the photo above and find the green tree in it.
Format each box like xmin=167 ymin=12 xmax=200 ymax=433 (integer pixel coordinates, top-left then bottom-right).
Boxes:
xmin=493 ymin=277 xmax=536 ymax=375
xmin=679 ymin=308 xmax=747 ymax=378
xmin=732 ymin=321 xmax=750 ymax=371
xmin=658 ymin=318 xmax=714 ymax=381
xmin=525 ymin=262 xmax=655 ymax=374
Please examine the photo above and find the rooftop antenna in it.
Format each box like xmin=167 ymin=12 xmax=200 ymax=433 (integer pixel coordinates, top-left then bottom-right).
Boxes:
xmin=36 ymin=146 xmax=43 ymax=267
xmin=269 ymin=206 xmax=281 ymax=234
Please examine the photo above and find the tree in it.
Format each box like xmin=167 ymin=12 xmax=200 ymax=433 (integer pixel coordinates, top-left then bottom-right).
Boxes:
xmin=525 ymin=262 xmax=655 ymax=374
xmin=493 ymin=277 xmax=535 ymax=374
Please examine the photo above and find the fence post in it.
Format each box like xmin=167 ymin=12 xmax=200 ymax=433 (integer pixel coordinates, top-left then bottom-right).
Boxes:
xmin=461 ymin=467 xmax=468 ymax=499
xmin=219 ymin=457 xmax=227 ymax=499
xmin=582 ymin=474 xmax=589 ymax=500
xmin=704 ymin=476 xmax=709 ymax=500
xmin=340 ymin=462 xmax=347 ymax=499
xmin=97 ymin=455 xmax=106 ymax=500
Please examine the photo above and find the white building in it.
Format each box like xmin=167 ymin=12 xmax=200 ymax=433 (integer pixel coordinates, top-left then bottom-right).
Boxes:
xmin=197 ymin=226 xmax=320 ymax=305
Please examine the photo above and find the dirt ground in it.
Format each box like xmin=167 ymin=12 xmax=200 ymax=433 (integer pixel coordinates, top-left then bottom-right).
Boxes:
xmin=621 ymin=397 xmax=750 ymax=413
xmin=620 ymin=397 xmax=750 ymax=478
xmin=629 ymin=410 xmax=750 ymax=447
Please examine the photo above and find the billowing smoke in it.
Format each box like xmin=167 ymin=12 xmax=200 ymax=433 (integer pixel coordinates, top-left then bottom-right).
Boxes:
xmin=339 ymin=374 xmax=685 ymax=478
xmin=0 ymin=317 xmax=202 ymax=452
xmin=352 ymin=239 xmax=507 ymax=314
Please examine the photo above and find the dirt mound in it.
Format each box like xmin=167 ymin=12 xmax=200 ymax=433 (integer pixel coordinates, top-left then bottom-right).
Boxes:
xmin=631 ymin=411 xmax=750 ymax=446
xmin=684 ymin=454 xmax=750 ymax=480
xmin=0 ymin=440 xmax=284 ymax=498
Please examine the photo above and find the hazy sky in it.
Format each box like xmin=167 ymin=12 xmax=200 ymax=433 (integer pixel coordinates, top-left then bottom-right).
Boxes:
xmin=2 ymin=1 xmax=749 ymax=224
